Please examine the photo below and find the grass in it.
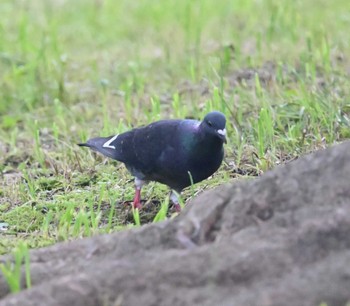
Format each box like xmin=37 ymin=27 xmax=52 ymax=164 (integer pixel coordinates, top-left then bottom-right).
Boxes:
xmin=0 ymin=242 xmax=31 ymax=292
xmin=1 ymin=0 xmax=350 ymax=256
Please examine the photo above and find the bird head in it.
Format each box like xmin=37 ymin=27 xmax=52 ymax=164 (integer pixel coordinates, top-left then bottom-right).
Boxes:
xmin=201 ymin=111 xmax=227 ymax=143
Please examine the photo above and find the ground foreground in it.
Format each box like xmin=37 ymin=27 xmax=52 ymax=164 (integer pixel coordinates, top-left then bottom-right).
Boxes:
xmin=0 ymin=141 xmax=349 ymax=306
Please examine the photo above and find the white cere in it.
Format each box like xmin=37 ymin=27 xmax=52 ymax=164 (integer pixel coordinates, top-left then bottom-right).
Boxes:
xmin=217 ymin=129 xmax=226 ymax=136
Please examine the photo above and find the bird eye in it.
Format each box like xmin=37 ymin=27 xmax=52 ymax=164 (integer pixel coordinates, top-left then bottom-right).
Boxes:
xmin=207 ymin=121 xmax=213 ymax=127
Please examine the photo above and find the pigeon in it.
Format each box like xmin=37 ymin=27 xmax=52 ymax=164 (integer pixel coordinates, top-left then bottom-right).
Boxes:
xmin=78 ymin=111 xmax=226 ymax=212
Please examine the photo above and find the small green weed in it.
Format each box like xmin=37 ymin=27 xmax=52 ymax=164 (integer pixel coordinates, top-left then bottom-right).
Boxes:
xmin=0 ymin=242 xmax=31 ymax=293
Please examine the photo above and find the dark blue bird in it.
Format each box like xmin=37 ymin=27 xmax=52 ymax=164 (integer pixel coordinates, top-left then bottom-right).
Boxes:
xmin=78 ymin=111 xmax=226 ymax=211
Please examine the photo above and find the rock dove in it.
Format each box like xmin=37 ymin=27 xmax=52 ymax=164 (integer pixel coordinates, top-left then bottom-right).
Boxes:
xmin=78 ymin=111 xmax=226 ymax=212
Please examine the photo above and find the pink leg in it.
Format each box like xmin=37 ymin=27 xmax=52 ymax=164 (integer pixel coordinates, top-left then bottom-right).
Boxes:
xmin=132 ymin=178 xmax=145 ymax=209
xmin=173 ymin=203 xmax=181 ymax=212
xmin=170 ymin=190 xmax=182 ymax=212
xmin=133 ymin=187 xmax=142 ymax=209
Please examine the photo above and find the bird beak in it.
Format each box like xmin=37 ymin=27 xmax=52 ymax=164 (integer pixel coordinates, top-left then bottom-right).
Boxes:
xmin=217 ymin=129 xmax=227 ymax=144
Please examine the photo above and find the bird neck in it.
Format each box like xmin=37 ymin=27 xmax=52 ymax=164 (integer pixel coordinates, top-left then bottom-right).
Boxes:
xmin=195 ymin=125 xmax=223 ymax=152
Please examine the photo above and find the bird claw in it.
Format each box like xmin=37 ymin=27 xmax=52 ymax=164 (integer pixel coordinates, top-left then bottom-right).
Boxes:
xmin=133 ymin=201 xmax=142 ymax=210
xmin=173 ymin=203 xmax=181 ymax=212
xmin=132 ymin=187 xmax=142 ymax=209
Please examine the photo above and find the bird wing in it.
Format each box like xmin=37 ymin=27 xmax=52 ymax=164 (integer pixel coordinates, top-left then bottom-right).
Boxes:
xmin=120 ymin=120 xmax=183 ymax=177
xmin=80 ymin=119 xmax=199 ymax=182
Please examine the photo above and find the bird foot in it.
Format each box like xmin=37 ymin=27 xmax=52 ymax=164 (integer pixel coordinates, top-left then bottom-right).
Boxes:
xmin=133 ymin=201 xmax=142 ymax=210
xmin=133 ymin=197 xmax=142 ymax=209
xmin=173 ymin=203 xmax=181 ymax=212
xmin=132 ymin=188 xmax=142 ymax=210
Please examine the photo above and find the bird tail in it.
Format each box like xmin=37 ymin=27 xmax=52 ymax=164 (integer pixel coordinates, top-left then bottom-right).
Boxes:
xmin=77 ymin=135 xmax=120 ymax=160
xmin=77 ymin=143 xmax=90 ymax=147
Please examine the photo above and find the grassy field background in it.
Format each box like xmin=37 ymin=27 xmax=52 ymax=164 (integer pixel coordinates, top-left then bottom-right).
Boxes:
xmin=1 ymin=0 xmax=350 ymax=255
